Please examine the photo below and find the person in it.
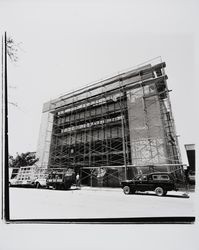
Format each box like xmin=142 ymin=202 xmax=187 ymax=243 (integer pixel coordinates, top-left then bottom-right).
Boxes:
xmin=76 ymin=173 xmax=80 ymax=189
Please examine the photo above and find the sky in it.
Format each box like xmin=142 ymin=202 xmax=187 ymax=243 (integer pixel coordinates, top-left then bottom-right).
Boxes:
xmin=0 ymin=0 xmax=198 ymax=164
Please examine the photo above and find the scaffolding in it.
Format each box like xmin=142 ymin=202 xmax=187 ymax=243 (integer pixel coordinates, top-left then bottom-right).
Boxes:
xmin=37 ymin=58 xmax=183 ymax=187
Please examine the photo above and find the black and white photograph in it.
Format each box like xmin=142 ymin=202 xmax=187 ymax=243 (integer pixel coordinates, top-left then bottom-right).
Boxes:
xmin=0 ymin=0 xmax=198 ymax=249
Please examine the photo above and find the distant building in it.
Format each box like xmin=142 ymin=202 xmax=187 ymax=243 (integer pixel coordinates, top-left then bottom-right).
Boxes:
xmin=37 ymin=60 xmax=182 ymax=187
xmin=185 ymin=144 xmax=195 ymax=173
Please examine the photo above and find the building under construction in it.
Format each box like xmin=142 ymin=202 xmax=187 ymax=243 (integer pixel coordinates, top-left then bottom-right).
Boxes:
xmin=37 ymin=59 xmax=183 ymax=187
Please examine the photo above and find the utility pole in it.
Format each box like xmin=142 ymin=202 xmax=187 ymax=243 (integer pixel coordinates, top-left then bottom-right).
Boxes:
xmin=3 ymin=32 xmax=9 ymax=220
xmin=1 ymin=35 xmax=3 ymax=220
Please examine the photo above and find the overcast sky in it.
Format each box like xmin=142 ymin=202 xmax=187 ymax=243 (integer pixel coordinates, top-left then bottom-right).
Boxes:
xmin=0 ymin=0 xmax=198 ymax=164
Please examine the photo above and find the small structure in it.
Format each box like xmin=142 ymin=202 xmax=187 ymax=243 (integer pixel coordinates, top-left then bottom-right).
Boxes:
xmin=185 ymin=144 xmax=195 ymax=188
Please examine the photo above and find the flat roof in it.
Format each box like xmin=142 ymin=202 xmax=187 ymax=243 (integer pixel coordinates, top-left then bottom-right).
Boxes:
xmin=43 ymin=61 xmax=166 ymax=113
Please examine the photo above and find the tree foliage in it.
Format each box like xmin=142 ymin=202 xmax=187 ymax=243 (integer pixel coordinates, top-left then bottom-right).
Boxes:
xmin=6 ymin=36 xmax=20 ymax=62
xmin=9 ymin=152 xmax=39 ymax=168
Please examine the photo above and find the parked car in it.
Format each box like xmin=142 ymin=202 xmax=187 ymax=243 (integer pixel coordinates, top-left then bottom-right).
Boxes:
xmin=33 ymin=177 xmax=47 ymax=188
xmin=33 ymin=169 xmax=48 ymax=188
xmin=121 ymin=172 xmax=178 ymax=196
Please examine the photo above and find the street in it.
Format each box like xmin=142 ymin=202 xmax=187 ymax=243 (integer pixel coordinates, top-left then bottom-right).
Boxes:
xmin=9 ymin=187 xmax=195 ymax=220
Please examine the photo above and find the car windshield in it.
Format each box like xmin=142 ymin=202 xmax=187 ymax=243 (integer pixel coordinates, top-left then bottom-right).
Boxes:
xmin=48 ymin=173 xmax=63 ymax=179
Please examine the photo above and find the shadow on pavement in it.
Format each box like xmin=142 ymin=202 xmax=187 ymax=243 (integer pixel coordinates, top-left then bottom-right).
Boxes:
xmin=132 ymin=192 xmax=190 ymax=199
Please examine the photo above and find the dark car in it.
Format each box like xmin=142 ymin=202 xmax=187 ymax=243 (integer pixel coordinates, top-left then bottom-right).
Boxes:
xmin=121 ymin=172 xmax=178 ymax=196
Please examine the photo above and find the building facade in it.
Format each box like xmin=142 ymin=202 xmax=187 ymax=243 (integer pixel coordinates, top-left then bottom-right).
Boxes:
xmin=37 ymin=61 xmax=182 ymax=187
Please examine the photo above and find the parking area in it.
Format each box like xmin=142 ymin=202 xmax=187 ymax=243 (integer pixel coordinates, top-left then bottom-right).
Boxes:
xmin=9 ymin=187 xmax=195 ymax=220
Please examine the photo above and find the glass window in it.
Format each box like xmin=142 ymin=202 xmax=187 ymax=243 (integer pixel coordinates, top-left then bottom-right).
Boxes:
xmin=161 ymin=175 xmax=170 ymax=180
xmin=152 ymin=175 xmax=170 ymax=180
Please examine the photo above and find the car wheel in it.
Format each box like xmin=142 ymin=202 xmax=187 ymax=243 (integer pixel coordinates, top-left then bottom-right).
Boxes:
xmin=155 ymin=187 xmax=164 ymax=196
xmin=36 ymin=182 xmax=41 ymax=189
xmin=64 ymin=185 xmax=71 ymax=190
xmin=123 ymin=186 xmax=131 ymax=195
xmin=163 ymin=190 xmax=167 ymax=196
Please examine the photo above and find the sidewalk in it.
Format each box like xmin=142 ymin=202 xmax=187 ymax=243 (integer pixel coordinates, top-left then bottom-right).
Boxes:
xmin=73 ymin=185 xmax=121 ymax=192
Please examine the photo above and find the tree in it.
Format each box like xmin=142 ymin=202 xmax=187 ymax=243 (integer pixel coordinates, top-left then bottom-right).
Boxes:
xmin=9 ymin=152 xmax=39 ymax=168
xmin=6 ymin=36 xmax=21 ymax=62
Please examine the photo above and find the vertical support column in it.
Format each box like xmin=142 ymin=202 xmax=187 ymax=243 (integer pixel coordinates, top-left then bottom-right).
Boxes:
xmin=88 ymin=91 xmax=92 ymax=170
xmin=119 ymin=79 xmax=127 ymax=180
xmin=73 ymin=94 xmax=78 ymax=171
xmin=88 ymin=91 xmax=93 ymax=186
xmin=103 ymin=87 xmax=109 ymax=167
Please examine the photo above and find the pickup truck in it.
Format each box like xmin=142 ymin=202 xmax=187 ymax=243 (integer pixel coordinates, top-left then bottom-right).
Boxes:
xmin=121 ymin=172 xmax=178 ymax=196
